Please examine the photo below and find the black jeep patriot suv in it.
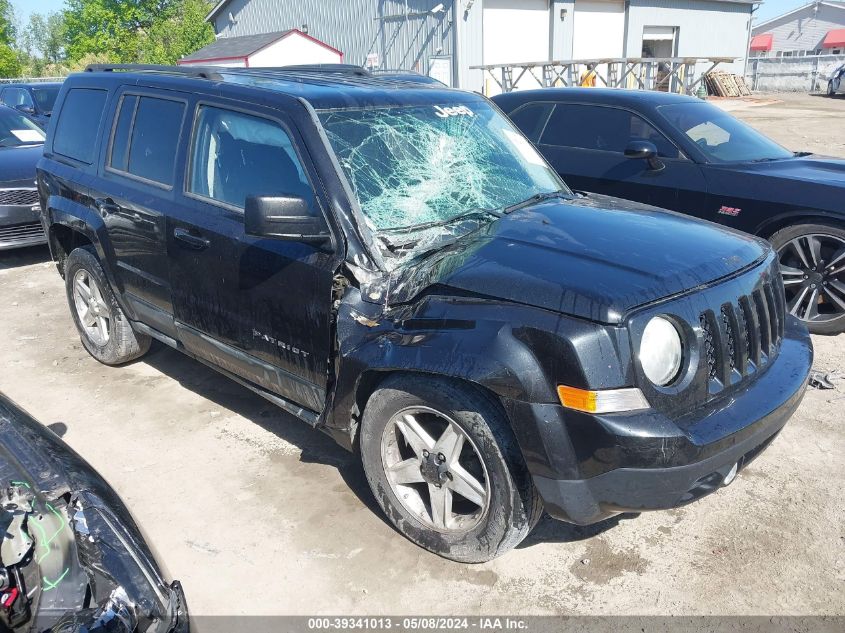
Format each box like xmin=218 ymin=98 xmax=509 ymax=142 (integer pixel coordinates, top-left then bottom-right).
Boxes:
xmin=37 ymin=65 xmax=812 ymax=562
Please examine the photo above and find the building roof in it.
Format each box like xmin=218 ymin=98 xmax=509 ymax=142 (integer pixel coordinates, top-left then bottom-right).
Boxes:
xmin=753 ymin=1 xmax=845 ymax=33
xmin=181 ymin=30 xmax=293 ymax=62
xmin=180 ymin=28 xmax=343 ymax=64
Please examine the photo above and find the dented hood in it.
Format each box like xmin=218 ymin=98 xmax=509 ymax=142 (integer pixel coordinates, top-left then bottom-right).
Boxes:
xmin=386 ymin=193 xmax=767 ymax=323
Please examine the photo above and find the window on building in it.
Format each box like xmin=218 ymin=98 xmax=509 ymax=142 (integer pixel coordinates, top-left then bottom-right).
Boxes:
xmin=53 ymin=88 xmax=108 ymax=164
xmin=188 ymin=106 xmax=313 ymax=210
xmin=108 ymin=95 xmax=185 ymax=186
xmin=540 ymin=103 xmax=679 ymax=158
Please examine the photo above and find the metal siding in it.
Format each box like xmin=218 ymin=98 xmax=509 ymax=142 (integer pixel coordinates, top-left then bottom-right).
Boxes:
xmin=627 ymin=0 xmax=752 ymax=72
xmin=213 ymin=0 xmax=454 ymax=80
xmin=752 ymin=4 xmax=845 ymax=53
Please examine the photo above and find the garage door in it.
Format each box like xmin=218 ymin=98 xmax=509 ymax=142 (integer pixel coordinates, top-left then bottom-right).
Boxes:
xmin=483 ymin=0 xmax=550 ymax=66
xmin=573 ymin=0 xmax=625 ymax=59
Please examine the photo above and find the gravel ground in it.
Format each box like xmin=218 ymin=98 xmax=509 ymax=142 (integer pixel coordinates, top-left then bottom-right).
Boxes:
xmin=0 ymin=93 xmax=842 ymax=623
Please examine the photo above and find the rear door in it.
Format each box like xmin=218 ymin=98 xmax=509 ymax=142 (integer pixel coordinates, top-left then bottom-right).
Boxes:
xmin=91 ymin=89 xmax=188 ymax=338
xmin=167 ymin=99 xmax=339 ymax=414
xmin=534 ymin=102 xmax=707 ymax=212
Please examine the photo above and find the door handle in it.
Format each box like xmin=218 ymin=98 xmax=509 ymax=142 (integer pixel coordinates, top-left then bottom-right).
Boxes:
xmin=173 ymin=227 xmax=211 ymax=250
xmin=95 ymin=198 xmax=120 ymax=216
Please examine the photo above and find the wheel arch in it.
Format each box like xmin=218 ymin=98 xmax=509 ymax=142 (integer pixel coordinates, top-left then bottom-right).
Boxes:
xmin=48 ymin=223 xmax=94 ymax=277
xmin=755 ymin=211 xmax=845 ymax=241
xmin=347 ymin=369 xmax=510 ymax=453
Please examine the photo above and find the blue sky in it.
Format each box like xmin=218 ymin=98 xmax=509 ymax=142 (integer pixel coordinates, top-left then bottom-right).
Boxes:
xmin=9 ymin=0 xmax=815 ymax=29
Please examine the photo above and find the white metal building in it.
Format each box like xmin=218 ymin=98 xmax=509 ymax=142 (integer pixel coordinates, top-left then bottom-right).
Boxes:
xmin=200 ymin=0 xmax=757 ymax=89
xmin=751 ymin=1 xmax=845 ymax=57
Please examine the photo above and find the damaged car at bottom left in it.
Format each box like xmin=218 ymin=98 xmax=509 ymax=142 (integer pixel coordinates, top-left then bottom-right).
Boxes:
xmin=0 ymin=393 xmax=187 ymax=633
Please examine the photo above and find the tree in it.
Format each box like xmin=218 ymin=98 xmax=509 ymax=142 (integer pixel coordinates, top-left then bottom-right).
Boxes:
xmin=0 ymin=0 xmax=15 ymax=47
xmin=22 ymin=12 xmax=66 ymax=65
xmin=0 ymin=43 xmax=20 ymax=78
xmin=64 ymin=0 xmax=185 ymax=63
xmin=140 ymin=0 xmax=215 ymax=65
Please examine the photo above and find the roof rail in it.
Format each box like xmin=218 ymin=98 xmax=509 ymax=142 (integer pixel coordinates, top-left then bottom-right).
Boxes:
xmin=85 ymin=64 xmax=223 ymax=81
xmin=273 ymin=64 xmax=372 ymax=77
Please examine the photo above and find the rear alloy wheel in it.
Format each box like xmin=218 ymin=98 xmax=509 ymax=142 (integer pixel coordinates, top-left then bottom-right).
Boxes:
xmin=771 ymin=224 xmax=845 ymax=335
xmin=64 ymin=246 xmax=151 ymax=364
xmin=360 ymin=375 xmax=542 ymax=562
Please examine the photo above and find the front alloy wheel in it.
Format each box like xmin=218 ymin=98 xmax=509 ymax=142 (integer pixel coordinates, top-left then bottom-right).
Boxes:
xmin=775 ymin=227 xmax=845 ymax=334
xmin=359 ymin=375 xmax=542 ymax=562
xmin=381 ymin=406 xmax=490 ymax=532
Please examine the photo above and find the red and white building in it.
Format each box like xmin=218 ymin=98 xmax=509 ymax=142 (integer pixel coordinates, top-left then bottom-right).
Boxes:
xmin=178 ymin=28 xmax=343 ymax=68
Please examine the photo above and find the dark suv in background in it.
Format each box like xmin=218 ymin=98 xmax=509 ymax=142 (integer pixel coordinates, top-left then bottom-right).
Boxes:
xmin=37 ymin=65 xmax=811 ymax=562
xmin=0 ymin=82 xmax=62 ymax=128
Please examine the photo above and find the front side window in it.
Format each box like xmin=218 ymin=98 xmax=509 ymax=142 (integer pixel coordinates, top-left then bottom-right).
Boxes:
xmin=53 ymin=88 xmax=108 ymax=163
xmin=540 ymin=103 xmax=679 ymax=158
xmin=318 ymin=101 xmax=563 ymax=234
xmin=31 ymin=86 xmax=60 ymax=114
xmin=659 ymin=101 xmax=794 ymax=163
xmin=508 ymin=102 xmax=554 ymax=143
xmin=1 ymin=88 xmax=34 ymax=109
xmin=188 ymin=106 xmax=313 ymax=210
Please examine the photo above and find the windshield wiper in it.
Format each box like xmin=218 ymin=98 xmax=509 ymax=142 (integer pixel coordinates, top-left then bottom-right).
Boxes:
xmin=375 ymin=209 xmax=504 ymax=254
xmin=502 ymin=190 xmax=569 ymax=214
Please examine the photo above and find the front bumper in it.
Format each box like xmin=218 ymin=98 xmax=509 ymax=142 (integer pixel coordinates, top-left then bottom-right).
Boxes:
xmin=0 ymin=204 xmax=46 ymax=250
xmin=510 ymin=316 xmax=812 ymax=525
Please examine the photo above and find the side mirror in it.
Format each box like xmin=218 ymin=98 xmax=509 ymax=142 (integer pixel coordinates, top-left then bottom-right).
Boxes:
xmin=624 ymin=140 xmax=664 ymax=171
xmin=15 ymin=104 xmax=35 ymax=115
xmin=245 ymin=195 xmax=331 ymax=245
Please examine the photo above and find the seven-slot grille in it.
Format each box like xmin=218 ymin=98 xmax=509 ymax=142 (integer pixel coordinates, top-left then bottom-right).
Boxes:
xmin=0 ymin=189 xmax=38 ymax=206
xmin=700 ymin=277 xmax=786 ymax=388
xmin=0 ymin=222 xmax=45 ymax=244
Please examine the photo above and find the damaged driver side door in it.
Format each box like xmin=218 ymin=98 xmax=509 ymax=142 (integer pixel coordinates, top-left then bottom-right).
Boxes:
xmin=168 ymin=100 xmax=339 ymax=415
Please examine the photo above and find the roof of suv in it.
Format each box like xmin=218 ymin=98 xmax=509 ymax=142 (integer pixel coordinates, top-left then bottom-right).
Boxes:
xmin=77 ymin=64 xmax=476 ymax=111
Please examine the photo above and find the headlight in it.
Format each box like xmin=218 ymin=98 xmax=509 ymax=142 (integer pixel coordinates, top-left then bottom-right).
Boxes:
xmin=640 ymin=316 xmax=683 ymax=386
xmin=70 ymin=492 xmax=185 ymax=633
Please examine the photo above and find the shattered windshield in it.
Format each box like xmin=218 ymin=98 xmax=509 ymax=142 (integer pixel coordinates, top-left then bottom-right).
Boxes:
xmin=318 ymin=101 xmax=565 ymax=257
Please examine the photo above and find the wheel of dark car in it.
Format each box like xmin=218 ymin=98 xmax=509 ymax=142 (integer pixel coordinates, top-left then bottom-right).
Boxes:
xmin=770 ymin=223 xmax=845 ymax=335
xmin=64 ymin=246 xmax=151 ymax=364
xmin=359 ymin=375 xmax=543 ymax=562
xmin=828 ymin=81 xmax=836 ymax=97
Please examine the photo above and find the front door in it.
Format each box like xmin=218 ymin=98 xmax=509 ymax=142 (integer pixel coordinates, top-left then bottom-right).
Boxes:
xmin=536 ymin=102 xmax=707 ymax=213
xmin=167 ymin=100 xmax=338 ymax=413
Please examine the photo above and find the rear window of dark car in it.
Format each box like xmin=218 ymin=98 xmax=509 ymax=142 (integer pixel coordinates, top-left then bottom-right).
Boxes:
xmin=53 ymin=88 xmax=108 ymax=164
xmin=107 ymin=94 xmax=185 ymax=187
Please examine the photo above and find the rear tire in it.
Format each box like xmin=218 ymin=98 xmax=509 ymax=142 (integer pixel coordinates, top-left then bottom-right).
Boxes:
xmin=769 ymin=223 xmax=845 ymax=335
xmin=64 ymin=246 xmax=151 ymax=365
xmin=359 ymin=375 xmax=542 ymax=562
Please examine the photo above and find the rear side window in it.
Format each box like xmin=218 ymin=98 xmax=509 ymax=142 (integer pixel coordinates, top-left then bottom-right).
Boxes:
xmin=508 ymin=102 xmax=554 ymax=143
xmin=53 ymin=88 xmax=108 ymax=164
xmin=108 ymin=95 xmax=185 ymax=186
xmin=187 ymin=105 xmax=313 ymax=210
xmin=540 ymin=103 xmax=679 ymax=159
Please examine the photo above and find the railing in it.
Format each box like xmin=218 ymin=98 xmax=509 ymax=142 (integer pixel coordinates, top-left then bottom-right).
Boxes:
xmin=471 ymin=57 xmax=735 ymax=96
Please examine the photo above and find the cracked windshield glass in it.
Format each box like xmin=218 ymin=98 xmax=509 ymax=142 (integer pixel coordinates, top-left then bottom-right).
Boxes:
xmin=319 ymin=101 xmax=565 ymax=263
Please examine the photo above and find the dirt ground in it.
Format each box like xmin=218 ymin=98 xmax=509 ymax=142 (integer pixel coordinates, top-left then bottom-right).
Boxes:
xmin=0 ymin=93 xmax=843 ymax=622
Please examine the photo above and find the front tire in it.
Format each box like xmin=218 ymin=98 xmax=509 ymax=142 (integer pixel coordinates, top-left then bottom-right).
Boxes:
xmin=65 ymin=246 xmax=151 ymax=365
xmin=359 ymin=375 xmax=542 ymax=562
xmin=770 ymin=223 xmax=845 ymax=335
